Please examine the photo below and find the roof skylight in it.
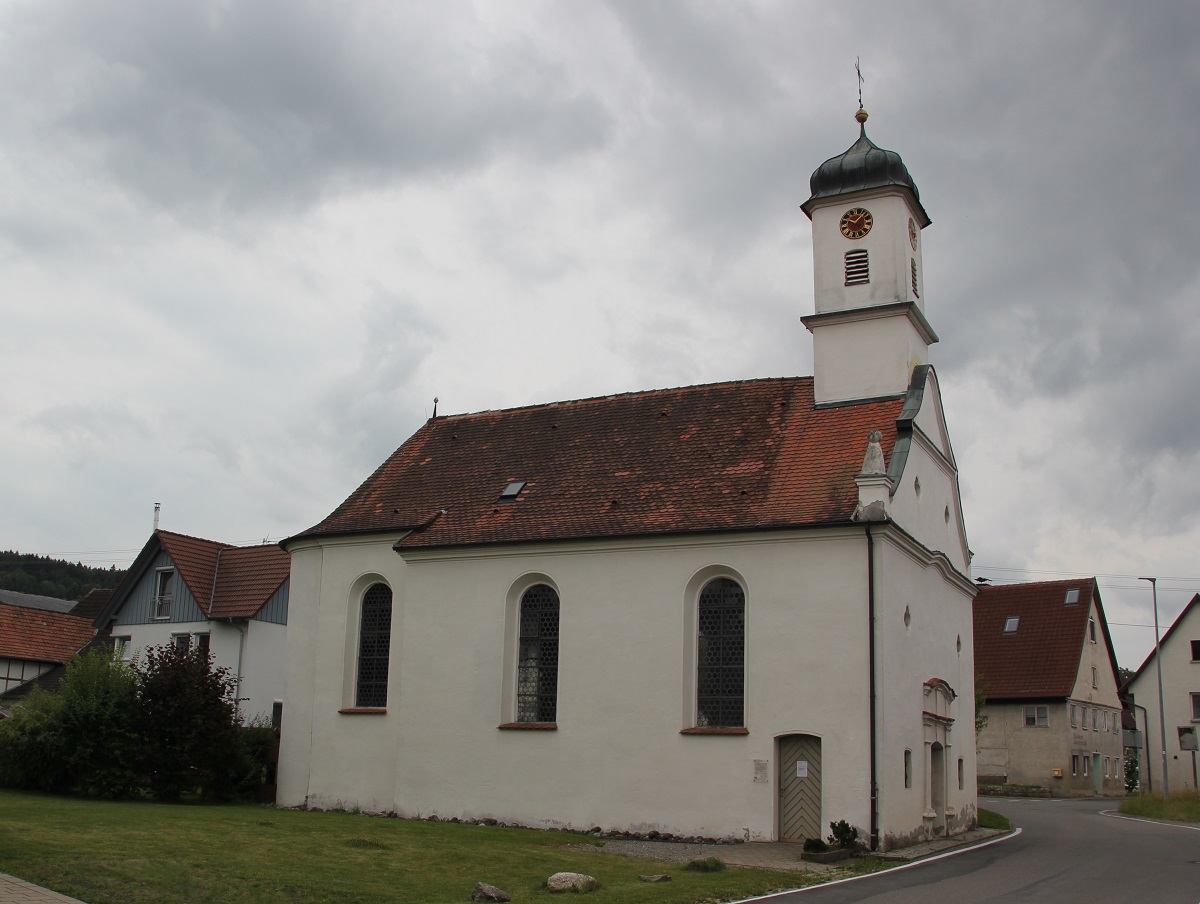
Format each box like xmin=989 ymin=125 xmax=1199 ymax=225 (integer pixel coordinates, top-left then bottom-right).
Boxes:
xmin=1064 ymin=588 xmax=1080 ymax=605
xmin=1003 ymin=616 xmax=1019 ymax=634
xmin=499 ymin=481 xmax=526 ymax=500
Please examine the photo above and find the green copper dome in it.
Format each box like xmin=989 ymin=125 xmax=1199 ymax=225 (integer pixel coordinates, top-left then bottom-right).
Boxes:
xmin=802 ymin=112 xmax=930 ymax=226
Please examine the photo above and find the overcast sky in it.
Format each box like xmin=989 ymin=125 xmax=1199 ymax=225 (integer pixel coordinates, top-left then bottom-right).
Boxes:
xmin=2 ymin=0 xmax=1197 ymax=671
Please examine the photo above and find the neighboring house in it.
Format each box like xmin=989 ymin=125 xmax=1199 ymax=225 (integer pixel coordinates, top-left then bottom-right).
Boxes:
xmin=0 ymin=600 xmax=95 ymax=714
xmin=94 ymin=530 xmax=290 ymax=723
xmin=0 ymin=588 xmax=77 ymax=615
xmin=974 ymin=579 xmax=1125 ymax=796
xmin=278 ymin=110 xmax=979 ymax=850
xmin=1124 ymin=593 xmax=1200 ymax=793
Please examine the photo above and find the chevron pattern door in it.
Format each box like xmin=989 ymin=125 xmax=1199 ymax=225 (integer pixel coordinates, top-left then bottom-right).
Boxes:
xmin=778 ymin=734 xmax=822 ymax=841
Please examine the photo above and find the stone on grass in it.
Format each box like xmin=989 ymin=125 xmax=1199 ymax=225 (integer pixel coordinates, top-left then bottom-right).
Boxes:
xmin=639 ymin=874 xmax=672 ymax=882
xmin=546 ymin=872 xmax=598 ymax=893
xmin=471 ymin=881 xmax=511 ymax=902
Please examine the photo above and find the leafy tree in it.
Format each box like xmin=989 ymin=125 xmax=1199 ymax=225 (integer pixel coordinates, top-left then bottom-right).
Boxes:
xmin=1117 ymin=666 xmax=1135 ymax=688
xmin=0 ymin=551 xmax=125 ymax=601
xmin=1124 ymin=750 xmax=1140 ymax=793
xmin=0 ymin=687 xmax=68 ymax=792
xmin=56 ymin=648 xmax=140 ymax=798
xmin=134 ymin=643 xmax=246 ymax=800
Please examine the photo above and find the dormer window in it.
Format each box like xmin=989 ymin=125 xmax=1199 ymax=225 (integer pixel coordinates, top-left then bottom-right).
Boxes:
xmin=151 ymin=568 xmax=174 ymax=620
xmin=1003 ymin=616 xmax=1019 ymax=635
xmin=499 ymin=481 xmax=526 ymax=500
xmin=844 ymin=249 xmax=869 ymax=286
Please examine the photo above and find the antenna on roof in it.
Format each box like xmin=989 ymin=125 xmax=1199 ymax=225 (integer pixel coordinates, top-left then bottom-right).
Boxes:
xmin=432 ymin=396 xmax=439 ymax=418
xmin=855 ymin=57 xmax=864 ymax=112
xmin=153 ymin=502 xmax=161 ymax=532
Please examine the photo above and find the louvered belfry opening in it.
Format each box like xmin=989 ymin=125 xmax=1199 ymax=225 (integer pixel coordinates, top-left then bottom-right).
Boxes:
xmin=910 ymin=257 xmax=919 ymax=297
xmin=697 ymin=577 xmax=745 ymax=727
xmin=355 ymin=583 xmax=393 ymax=708
xmin=517 ymin=584 xmax=560 ymax=722
xmin=845 ymin=249 xmax=869 ymax=286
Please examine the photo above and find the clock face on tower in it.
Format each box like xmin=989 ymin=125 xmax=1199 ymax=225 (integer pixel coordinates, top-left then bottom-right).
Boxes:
xmin=908 ymin=218 xmax=918 ymax=250
xmin=839 ymin=207 xmax=873 ymax=239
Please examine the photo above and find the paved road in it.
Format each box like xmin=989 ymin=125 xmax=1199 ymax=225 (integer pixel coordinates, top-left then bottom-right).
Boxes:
xmin=752 ymin=798 xmax=1200 ymax=903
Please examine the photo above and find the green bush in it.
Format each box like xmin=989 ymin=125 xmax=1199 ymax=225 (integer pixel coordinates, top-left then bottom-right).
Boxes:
xmin=56 ymin=649 xmax=140 ymax=798
xmin=826 ymin=819 xmax=859 ymax=850
xmin=683 ymin=856 xmax=726 ymax=872
xmin=802 ymin=837 xmax=828 ymax=853
xmin=0 ymin=687 xmax=68 ymax=792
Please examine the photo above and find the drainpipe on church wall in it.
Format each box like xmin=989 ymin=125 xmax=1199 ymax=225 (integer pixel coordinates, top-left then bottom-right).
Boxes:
xmin=866 ymin=524 xmax=879 ymax=851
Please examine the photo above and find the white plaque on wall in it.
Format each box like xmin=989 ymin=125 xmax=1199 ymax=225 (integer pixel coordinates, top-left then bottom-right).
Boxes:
xmin=795 ymin=760 xmax=809 ymax=779
xmin=753 ymin=759 xmax=769 ymax=783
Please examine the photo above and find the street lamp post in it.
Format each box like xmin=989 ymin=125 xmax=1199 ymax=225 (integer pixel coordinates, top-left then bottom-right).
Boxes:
xmin=1140 ymin=576 xmax=1169 ymax=797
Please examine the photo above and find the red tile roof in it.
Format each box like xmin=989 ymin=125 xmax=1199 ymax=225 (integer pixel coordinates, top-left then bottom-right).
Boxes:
xmin=0 ymin=603 xmax=94 ymax=663
xmin=208 ymin=544 xmax=291 ymax=619
xmin=973 ymin=579 xmax=1114 ymax=700
xmin=290 ymin=378 xmax=907 ymax=549
xmin=1127 ymin=592 xmax=1200 ymax=687
xmin=98 ymin=531 xmax=290 ymax=626
xmin=157 ymin=530 xmax=234 ymax=611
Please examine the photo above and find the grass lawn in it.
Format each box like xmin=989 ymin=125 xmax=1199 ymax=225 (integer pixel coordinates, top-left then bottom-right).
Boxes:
xmin=976 ymin=809 xmax=1010 ymax=831
xmin=1118 ymin=790 xmax=1200 ymax=823
xmin=0 ymin=790 xmax=825 ymax=904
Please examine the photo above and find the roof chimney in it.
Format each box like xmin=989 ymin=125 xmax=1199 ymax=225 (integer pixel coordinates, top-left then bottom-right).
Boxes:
xmin=153 ymin=502 xmax=161 ymax=532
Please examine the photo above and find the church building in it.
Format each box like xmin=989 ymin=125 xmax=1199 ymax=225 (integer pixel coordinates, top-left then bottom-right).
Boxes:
xmin=277 ymin=109 xmax=978 ymax=850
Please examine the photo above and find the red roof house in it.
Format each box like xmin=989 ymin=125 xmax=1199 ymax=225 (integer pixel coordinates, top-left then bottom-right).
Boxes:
xmin=974 ymin=579 xmax=1125 ymax=795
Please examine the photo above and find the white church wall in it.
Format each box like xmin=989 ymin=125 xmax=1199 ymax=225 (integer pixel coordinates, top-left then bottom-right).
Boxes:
xmin=279 ymin=528 xmax=882 ymax=840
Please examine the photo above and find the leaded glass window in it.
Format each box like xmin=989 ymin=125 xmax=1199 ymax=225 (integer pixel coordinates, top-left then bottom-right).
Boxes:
xmin=355 ymin=583 xmax=392 ymax=708
xmin=517 ymin=584 xmax=559 ymax=723
xmin=697 ymin=577 xmax=744 ymax=728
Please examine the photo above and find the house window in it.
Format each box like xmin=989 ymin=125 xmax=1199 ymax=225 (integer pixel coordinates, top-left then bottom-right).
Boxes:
xmin=958 ymin=757 xmax=964 ymax=791
xmin=1072 ymin=754 xmax=1079 ymax=776
xmin=1089 ymin=619 xmax=1097 ymax=643
xmin=271 ymin=700 xmax=283 ymax=730
xmin=355 ymin=583 xmax=393 ymax=708
xmin=195 ymin=633 xmax=210 ymax=656
xmin=1024 ymin=705 xmax=1048 ymax=727
xmin=112 ymin=636 xmax=132 ymax=661
xmin=1070 ymin=704 xmax=1077 ymax=727
xmin=1191 ymin=639 xmax=1200 ymax=661
xmin=1003 ymin=616 xmax=1019 ymax=634
xmin=844 ymin=249 xmax=869 ymax=286
xmin=1103 ymin=711 xmax=1109 ymax=732
xmin=516 ymin=584 xmax=560 ymax=723
xmin=1092 ymin=708 xmax=1098 ymax=731
xmin=172 ymin=633 xmax=191 ymax=653
xmin=1082 ymin=756 xmax=1089 ymax=776
xmin=1091 ymin=667 xmax=1098 ymax=688
xmin=152 ymin=568 xmax=174 ymax=620
xmin=696 ymin=577 xmax=745 ymax=728
xmin=1192 ymin=693 xmax=1200 ymax=721
xmin=904 ymin=749 xmax=912 ymax=788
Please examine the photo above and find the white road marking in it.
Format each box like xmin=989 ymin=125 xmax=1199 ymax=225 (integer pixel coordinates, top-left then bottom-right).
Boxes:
xmin=727 ymin=828 xmax=1023 ymax=902
xmin=1100 ymin=810 xmax=1200 ymax=832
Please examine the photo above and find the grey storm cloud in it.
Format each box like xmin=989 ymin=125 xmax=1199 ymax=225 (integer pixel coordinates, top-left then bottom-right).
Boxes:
xmin=0 ymin=0 xmax=612 ymax=219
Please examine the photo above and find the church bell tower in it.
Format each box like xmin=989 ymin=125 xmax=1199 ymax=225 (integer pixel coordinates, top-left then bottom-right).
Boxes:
xmin=801 ymin=109 xmax=935 ymax=405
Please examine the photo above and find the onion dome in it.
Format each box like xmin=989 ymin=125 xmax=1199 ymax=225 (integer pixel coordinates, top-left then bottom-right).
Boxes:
xmin=801 ymin=109 xmax=930 ymax=226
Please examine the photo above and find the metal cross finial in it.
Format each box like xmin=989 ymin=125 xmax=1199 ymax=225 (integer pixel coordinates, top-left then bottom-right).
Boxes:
xmin=855 ymin=57 xmax=864 ymax=110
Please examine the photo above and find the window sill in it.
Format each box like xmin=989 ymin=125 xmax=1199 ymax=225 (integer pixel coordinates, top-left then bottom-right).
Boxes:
xmin=338 ymin=707 xmax=386 ymax=715
xmin=680 ymin=727 xmax=749 ymax=735
xmin=497 ymin=722 xmax=557 ymax=730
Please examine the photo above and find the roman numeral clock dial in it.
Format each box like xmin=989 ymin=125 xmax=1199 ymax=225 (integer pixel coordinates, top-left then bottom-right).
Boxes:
xmin=839 ymin=207 xmax=873 ymax=239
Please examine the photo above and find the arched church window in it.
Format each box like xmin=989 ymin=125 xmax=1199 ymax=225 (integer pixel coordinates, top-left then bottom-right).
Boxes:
xmin=355 ymin=583 xmax=392 ymax=708
xmin=517 ymin=584 xmax=559 ymax=723
xmin=696 ymin=577 xmax=745 ymax=728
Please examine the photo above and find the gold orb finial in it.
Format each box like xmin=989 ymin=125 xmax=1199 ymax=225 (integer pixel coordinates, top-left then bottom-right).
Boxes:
xmin=855 ymin=107 xmax=869 ymax=124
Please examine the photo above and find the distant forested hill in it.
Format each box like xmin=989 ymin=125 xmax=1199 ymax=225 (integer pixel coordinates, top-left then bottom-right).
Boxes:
xmin=0 ymin=552 xmax=126 ymax=602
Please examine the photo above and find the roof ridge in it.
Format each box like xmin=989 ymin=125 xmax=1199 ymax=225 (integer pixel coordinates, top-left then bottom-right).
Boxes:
xmin=430 ymin=376 xmax=814 ymax=422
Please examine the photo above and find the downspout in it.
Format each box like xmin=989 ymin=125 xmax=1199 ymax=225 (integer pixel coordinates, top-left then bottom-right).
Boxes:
xmin=866 ymin=523 xmax=879 ymax=851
